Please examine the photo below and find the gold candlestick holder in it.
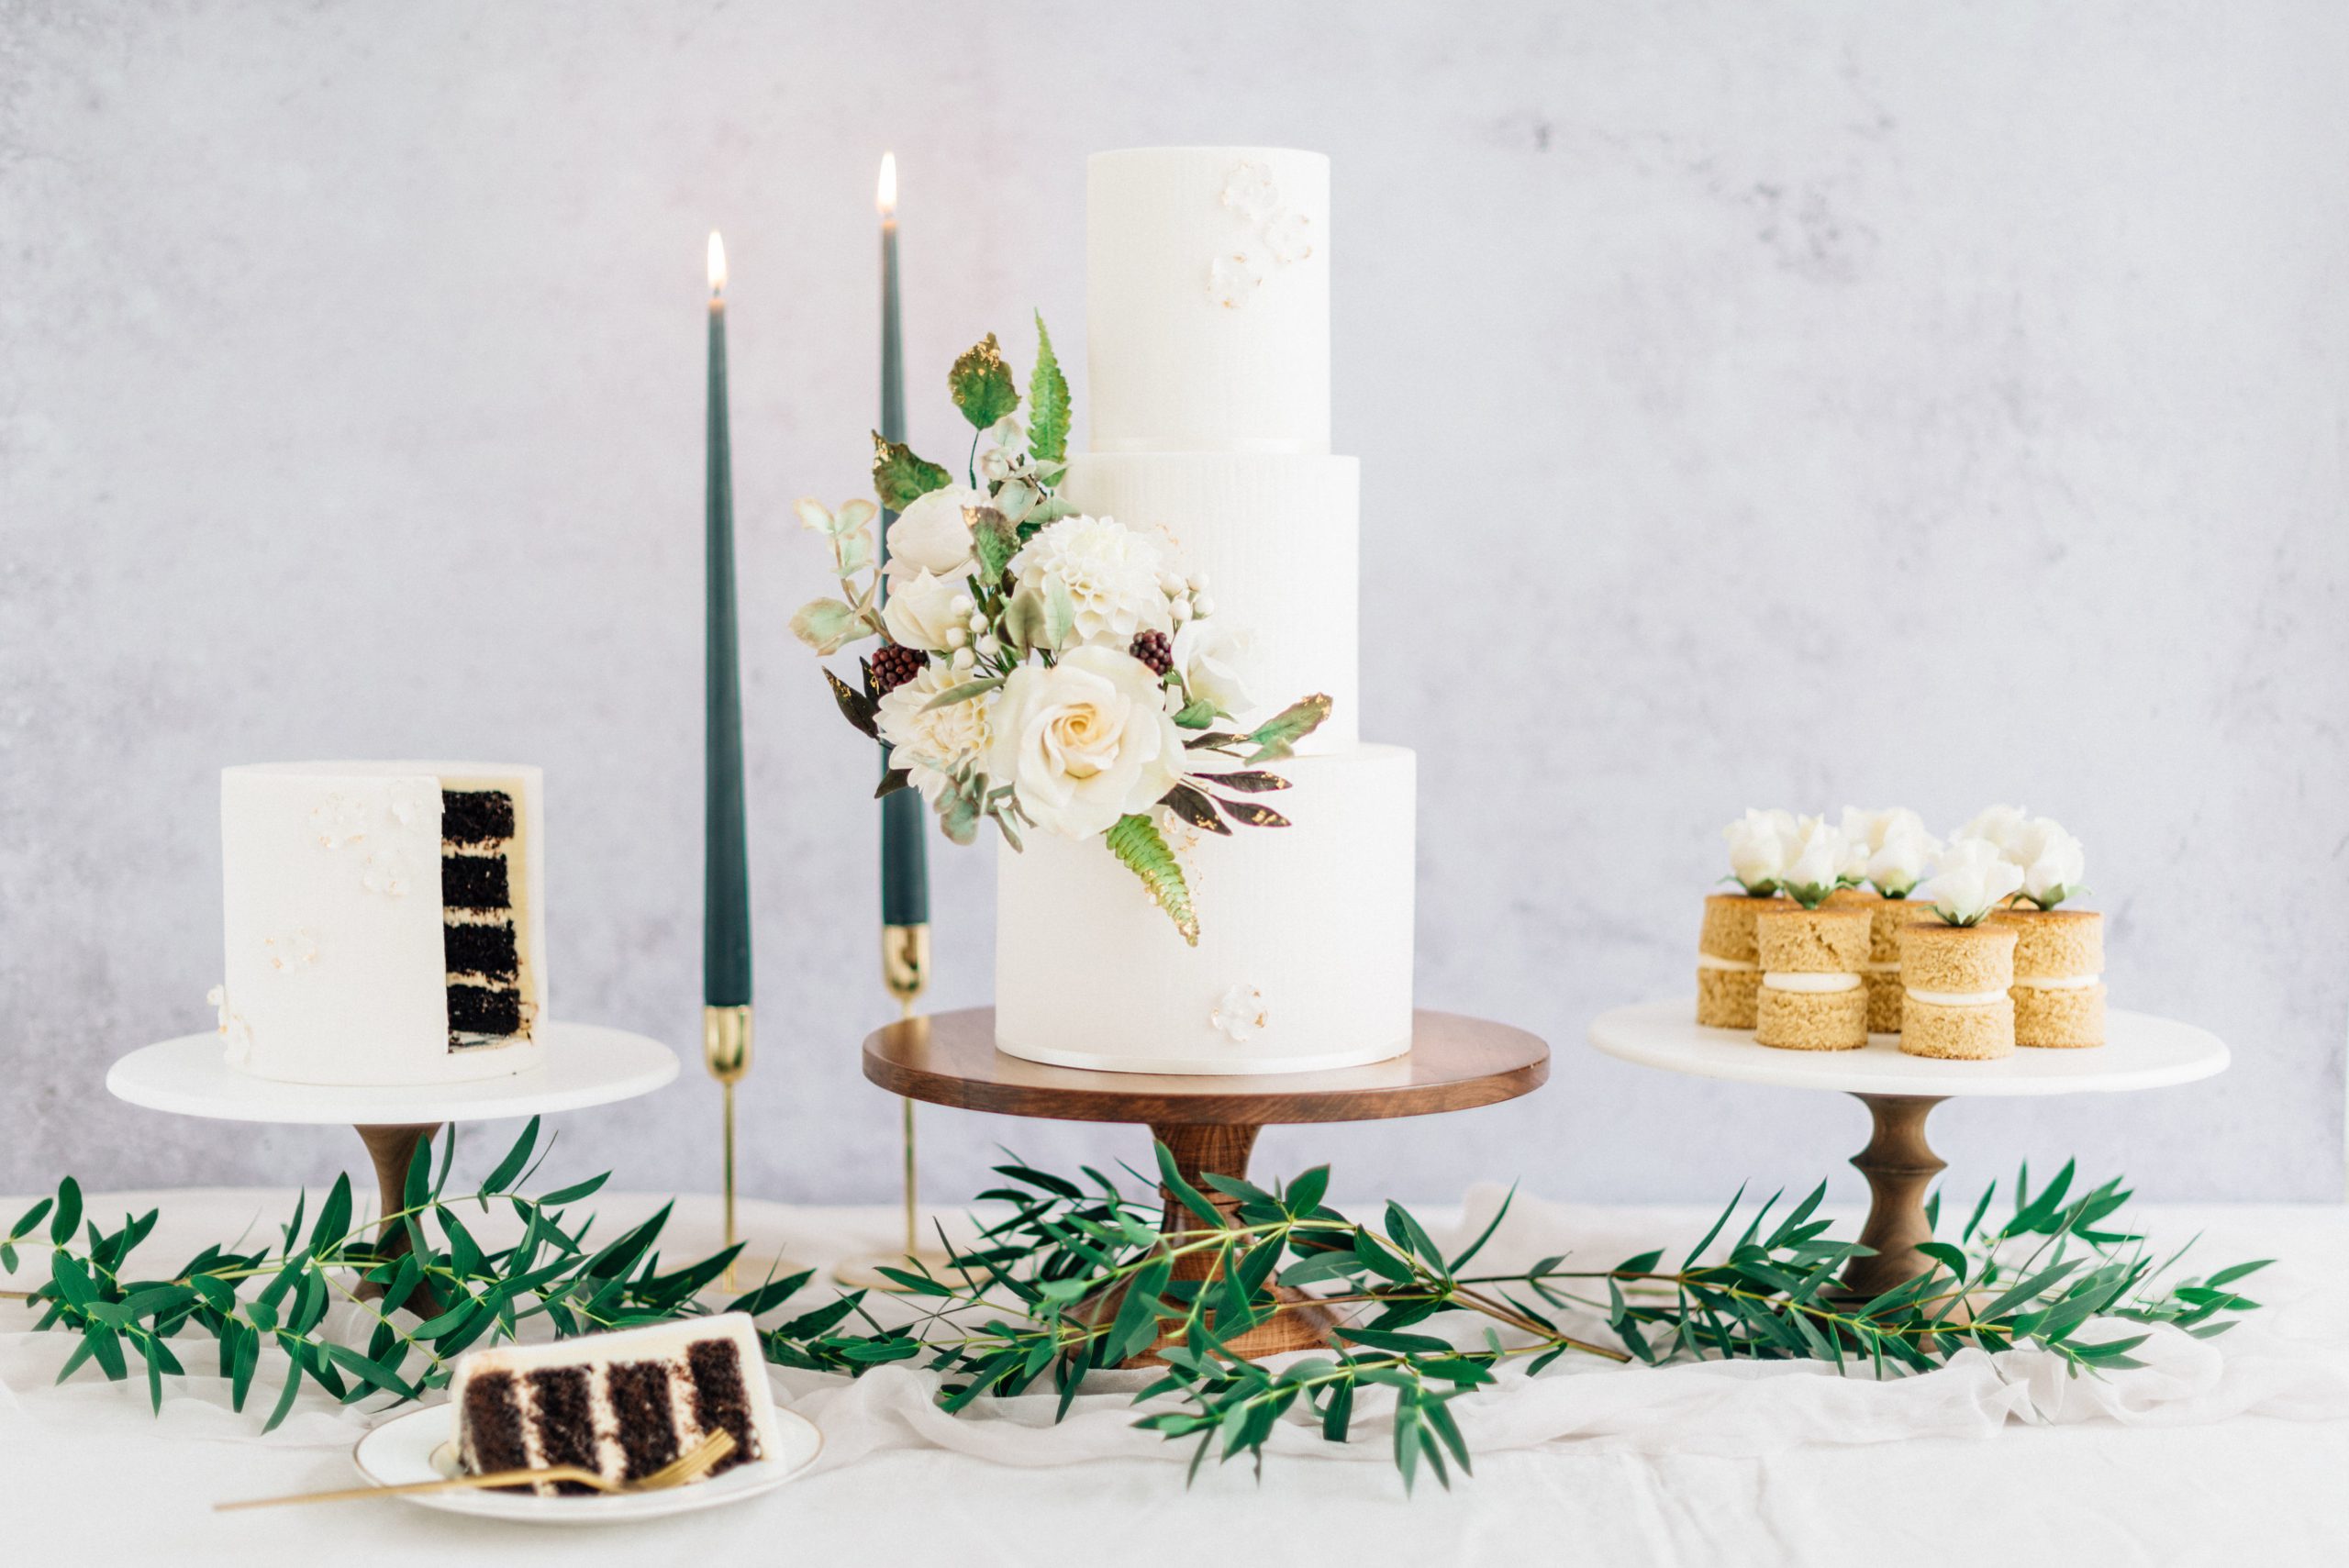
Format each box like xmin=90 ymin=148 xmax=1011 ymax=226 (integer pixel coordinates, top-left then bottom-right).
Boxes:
xmin=832 ymin=922 xmax=955 ymax=1292
xmin=702 ymin=1003 xmax=753 ymax=1292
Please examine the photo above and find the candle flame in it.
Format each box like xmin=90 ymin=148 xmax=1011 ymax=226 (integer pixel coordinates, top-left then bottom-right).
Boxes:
xmin=877 ymin=151 xmax=897 ymax=217
xmin=707 ymin=230 xmax=727 ymax=297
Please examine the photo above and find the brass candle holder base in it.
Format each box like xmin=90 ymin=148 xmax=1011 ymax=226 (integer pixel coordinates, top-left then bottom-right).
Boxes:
xmin=834 ymin=924 xmax=956 ymax=1294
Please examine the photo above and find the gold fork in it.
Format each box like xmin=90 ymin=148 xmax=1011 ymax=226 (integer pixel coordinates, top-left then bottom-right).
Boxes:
xmin=216 ymin=1429 xmax=738 ymax=1510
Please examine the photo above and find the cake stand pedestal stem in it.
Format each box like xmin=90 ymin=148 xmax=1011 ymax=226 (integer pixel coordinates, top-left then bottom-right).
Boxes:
xmin=356 ymin=1123 xmax=445 ymax=1315
xmin=1840 ymin=1094 xmax=1948 ymax=1300
xmin=1090 ymin=1120 xmax=1336 ymax=1367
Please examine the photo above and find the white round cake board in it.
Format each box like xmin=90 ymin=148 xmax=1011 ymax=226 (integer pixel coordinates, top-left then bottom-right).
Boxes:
xmin=106 ymin=1023 xmax=679 ymax=1126
xmin=348 ymin=1378 xmax=821 ymax=1524
xmin=1586 ymin=999 xmax=2228 ymax=1098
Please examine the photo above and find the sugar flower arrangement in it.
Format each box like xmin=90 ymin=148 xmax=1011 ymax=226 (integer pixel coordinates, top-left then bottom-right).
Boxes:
xmin=1721 ymin=806 xmax=1942 ymax=906
xmin=790 ymin=317 xmax=1330 ymax=944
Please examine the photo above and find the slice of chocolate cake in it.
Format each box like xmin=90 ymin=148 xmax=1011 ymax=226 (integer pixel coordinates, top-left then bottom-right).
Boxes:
xmin=439 ymin=783 xmax=539 ymax=1052
xmin=451 ymin=1315 xmax=779 ymax=1495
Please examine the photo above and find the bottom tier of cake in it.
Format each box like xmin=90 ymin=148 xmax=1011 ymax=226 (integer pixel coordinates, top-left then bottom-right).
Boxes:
xmin=995 ymin=743 xmax=1416 ymax=1075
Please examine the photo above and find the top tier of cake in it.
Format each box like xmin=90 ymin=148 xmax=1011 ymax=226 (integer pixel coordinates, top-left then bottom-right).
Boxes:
xmin=1085 ymin=147 xmax=1330 ymax=455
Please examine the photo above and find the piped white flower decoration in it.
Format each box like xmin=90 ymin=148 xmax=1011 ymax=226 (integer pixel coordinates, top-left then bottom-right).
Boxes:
xmin=1220 ymin=161 xmax=1281 ymax=220
xmin=208 ymin=984 xmax=253 ymax=1067
xmin=387 ymin=787 xmax=434 ymax=828
xmin=1211 ymin=983 xmax=1268 ymax=1044
xmin=362 ymin=846 xmax=414 ymax=898
xmin=1262 ymin=208 xmax=1314 ymax=263
xmin=1208 ymin=250 xmax=1264 ymax=309
xmin=311 ymin=794 xmax=369 ymax=850
xmin=262 ymin=929 xmax=319 ymax=972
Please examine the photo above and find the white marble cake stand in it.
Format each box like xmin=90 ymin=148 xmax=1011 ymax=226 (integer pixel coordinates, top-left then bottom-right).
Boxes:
xmin=1586 ymin=1000 xmax=2228 ymax=1296
xmin=107 ymin=1024 xmax=678 ymax=1308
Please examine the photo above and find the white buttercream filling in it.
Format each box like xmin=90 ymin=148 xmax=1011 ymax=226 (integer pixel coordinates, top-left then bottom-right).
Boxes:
xmin=1697 ymin=953 xmax=1758 ymax=972
xmin=1763 ymin=972 xmax=1862 ymax=994
xmin=2013 ymin=973 xmax=2102 ymax=990
xmin=1906 ymin=987 xmax=2008 ymax=1007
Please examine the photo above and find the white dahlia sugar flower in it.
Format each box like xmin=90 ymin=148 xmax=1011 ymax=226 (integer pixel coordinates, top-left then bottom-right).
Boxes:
xmin=1867 ymin=824 xmax=1943 ymax=898
xmin=1722 ymin=807 xmax=1798 ymax=895
xmin=876 ymin=664 xmax=993 ymax=807
xmin=1007 ymin=515 xmax=1173 ymax=649
xmin=1777 ymin=816 xmax=1848 ymax=907
xmin=1915 ymin=838 xmax=2026 ymax=927
xmin=2009 ymin=817 xmax=2087 ymax=908
xmin=1171 ymin=617 xmax=1257 ymax=717
xmin=988 ymin=646 xmax=1186 ymax=839
xmin=1953 ymin=804 xmax=2032 ymax=860
xmin=884 ymin=484 xmax=986 ymax=583
xmin=880 ymin=568 xmax=966 ymax=652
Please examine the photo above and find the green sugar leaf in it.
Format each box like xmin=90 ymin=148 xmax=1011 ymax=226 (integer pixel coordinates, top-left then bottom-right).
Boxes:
xmin=1241 ymin=694 xmax=1333 ymax=763
xmin=1027 ymin=313 xmax=1070 ymax=464
xmin=949 ymin=333 xmax=1019 ymax=430
xmin=1158 ymin=784 xmax=1231 ymax=836
xmin=872 ymin=434 xmax=952 ymax=512
xmin=791 ymin=597 xmax=866 ymax=655
xmin=1105 ymin=813 xmax=1198 ymax=945
xmin=971 ymin=506 xmax=1020 ymax=587
xmin=1172 ymin=697 xmax=1217 ymax=729
xmin=824 ymin=667 xmax=881 ymax=741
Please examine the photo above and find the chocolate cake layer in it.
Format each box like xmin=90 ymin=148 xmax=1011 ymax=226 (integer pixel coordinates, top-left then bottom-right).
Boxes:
xmin=525 ymin=1367 xmax=600 ymax=1496
xmin=440 ymin=854 xmax=511 ymax=910
xmin=442 ymin=921 xmax=520 ymax=982
xmin=447 ymin=984 xmax=524 ymax=1038
xmin=440 ymin=788 xmax=517 ymax=844
xmin=461 ymin=1370 xmax=532 ymax=1487
xmin=606 ymin=1360 xmax=684 ymax=1479
xmin=687 ymin=1339 xmax=760 ymax=1473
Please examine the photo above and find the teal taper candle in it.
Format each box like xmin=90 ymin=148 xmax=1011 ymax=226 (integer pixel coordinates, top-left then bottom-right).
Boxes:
xmin=874 ymin=154 xmax=930 ymax=929
xmin=704 ymin=231 xmax=753 ymax=1006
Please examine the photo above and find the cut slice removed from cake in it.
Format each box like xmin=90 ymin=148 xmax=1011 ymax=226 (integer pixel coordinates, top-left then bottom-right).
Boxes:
xmin=451 ymin=1314 xmax=777 ymax=1495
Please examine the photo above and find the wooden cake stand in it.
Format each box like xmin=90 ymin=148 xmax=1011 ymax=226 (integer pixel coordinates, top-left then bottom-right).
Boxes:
xmin=1586 ymin=1001 xmax=2229 ymax=1298
xmin=862 ymin=1007 xmax=1549 ymax=1362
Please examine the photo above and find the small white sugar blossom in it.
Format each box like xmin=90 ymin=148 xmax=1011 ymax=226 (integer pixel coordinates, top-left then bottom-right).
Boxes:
xmin=1221 ymin=161 xmax=1282 ymax=220
xmin=877 ymin=663 xmax=993 ymax=807
xmin=1006 ymin=515 xmax=1172 ymax=650
xmin=1211 ymin=983 xmax=1269 ymax=1043
xmin=1915 ymin=839 xmax=2026 ymax=927
xmin=976 ymin=416 xmax=1030 ymax=484
xmin=1208 ymin=250 xmax=1265 ymax=309
xmin=1722 ymin=807 xmax=1798 ymax=895
xmin=1777 ymin=817 xmax=1849 ymax=907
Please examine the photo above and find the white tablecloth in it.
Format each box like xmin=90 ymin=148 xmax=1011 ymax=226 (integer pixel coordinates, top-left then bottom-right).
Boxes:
xmin=6 ymin=1188 xmax=2347 ymax=1566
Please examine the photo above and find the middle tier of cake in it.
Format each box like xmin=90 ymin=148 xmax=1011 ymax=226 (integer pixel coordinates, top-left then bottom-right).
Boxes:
xmin=995 ymin=743 xmax=1415 ymax=1075
xmin=1061 ymin=450 xmax=1359 ymax=750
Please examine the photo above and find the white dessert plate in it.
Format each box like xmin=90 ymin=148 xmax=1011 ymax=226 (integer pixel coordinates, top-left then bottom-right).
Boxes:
xmin=350 ymin=1384 xmax=821 ymax=1524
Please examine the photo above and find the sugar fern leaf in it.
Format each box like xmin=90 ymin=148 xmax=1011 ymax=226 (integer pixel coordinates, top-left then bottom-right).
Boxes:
xmin=1105 ymin=814 xmax=1198 ymax=945
xmin=1028 ymin=312 xmax=1071 ymax=465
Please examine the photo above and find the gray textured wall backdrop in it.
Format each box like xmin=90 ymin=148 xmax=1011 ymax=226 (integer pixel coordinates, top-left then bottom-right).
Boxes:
xmin=4 ymin=2 xmax=2344 ymax=1208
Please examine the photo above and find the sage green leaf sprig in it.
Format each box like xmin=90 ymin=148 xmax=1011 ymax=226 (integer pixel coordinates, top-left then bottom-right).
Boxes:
xmin=2 ymin=1133 xmax=2268 ymax=1494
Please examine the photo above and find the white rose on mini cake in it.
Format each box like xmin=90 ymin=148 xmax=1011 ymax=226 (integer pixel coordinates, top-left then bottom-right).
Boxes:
xmin=1752 ymin=817 xmax=1871 ymax=1051
xmin=1697 ymin=808 xmax=1796 ymax=1029
xmin=1898 ymin=839 xmax=2024 ymax=1061
xmin=787 ymin=318 xmax=1332 ymax=946
xmin=1986 ymin=814 xmax=2104 ymax=1048
xmin=1832 ymin=807 xmax=1943 ymax=1036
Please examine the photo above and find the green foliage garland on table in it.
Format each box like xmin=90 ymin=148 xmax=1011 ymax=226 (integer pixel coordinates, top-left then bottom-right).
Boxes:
xmin=0 ymin=1121 xmax=2268 ymax=1490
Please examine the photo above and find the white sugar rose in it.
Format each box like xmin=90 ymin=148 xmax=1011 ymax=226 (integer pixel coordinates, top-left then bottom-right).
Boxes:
xmin=1777 ymin=816 xmax=1848 ymax=906
xmin=1722 ymin=807 xmax=1798 ymax=895
xmin=885 ymin=485 xmax=986 ymax=583
xmin=1841 ymin=806 xmax=1928 ymax=855
xmin=1867 ymin=825 xmax=1943 ymax=898
xmin=1007 ymin=515 xmax=1172 ymax=649
xmin=2009 ymin=817 xmax=2087 ymax=908
xmin=880 ymin=568 xmax=966 ymax=652
xmin=1915 ymin=838 xmax=2026 ymax=926
xmin=988 ymin=645 xmax=1185 ymax=839
xmin=877 ymin=664 xmax=993 ymax=806
xmin=1171 ymin=617 xmax=1257 ymax=717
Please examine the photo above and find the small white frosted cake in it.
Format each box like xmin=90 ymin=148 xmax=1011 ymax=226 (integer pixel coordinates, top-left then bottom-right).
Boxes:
xmin=214 ymin=762 xmax=546 ymax=1085
xmin=451 ymin=1316 xmax=776 ymax=1494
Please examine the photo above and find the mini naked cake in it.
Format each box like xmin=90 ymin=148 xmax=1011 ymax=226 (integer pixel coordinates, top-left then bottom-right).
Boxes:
xmin=1697 ymin=893 xmax=1774 ymax=1029
xmin=1995 ymin=908 xmax=2107 ymax=1048
xmin=1867 ymin=897 xmax=1937 ymax=1035
xmin=1753 ymin=906 xmax=1869 ymax=1051
xmin=1899 ymin=921 xmax=2019 ymax=1061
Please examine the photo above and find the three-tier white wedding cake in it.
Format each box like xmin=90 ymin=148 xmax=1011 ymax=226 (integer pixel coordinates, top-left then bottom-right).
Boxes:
xmin=994 ymin=148 xmax=1417 ymax=1076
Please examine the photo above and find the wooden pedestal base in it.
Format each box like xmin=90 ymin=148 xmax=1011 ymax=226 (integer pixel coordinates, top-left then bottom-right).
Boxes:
xmin=1838 ymin=1094 xmax=1947 ymax=1300
xmin=1076 ymin=1123 xmax=1340 ymax=1366
xmin=356 ymin=1123 xmax=442 ymax=1315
